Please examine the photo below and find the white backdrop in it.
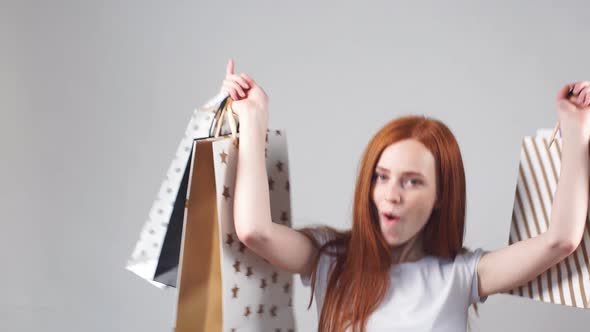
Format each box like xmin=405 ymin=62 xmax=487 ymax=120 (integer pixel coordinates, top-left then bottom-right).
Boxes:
xmin=2 ymin=1 xmax=590 ymax=331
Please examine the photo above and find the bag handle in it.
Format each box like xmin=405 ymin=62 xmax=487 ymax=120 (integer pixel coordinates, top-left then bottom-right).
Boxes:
xmin=212 ymin=97 xmax=238 ymax=139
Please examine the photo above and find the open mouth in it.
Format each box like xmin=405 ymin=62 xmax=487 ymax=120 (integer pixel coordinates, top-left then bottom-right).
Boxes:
xmin=382 ymin=212 xmax=400 ymax=223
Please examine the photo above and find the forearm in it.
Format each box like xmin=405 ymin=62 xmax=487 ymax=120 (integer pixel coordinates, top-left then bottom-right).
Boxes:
xmin=233 ymin=113 xmax=272 ymax=242
xmin=548 ymin=135 xmax=590 ymax=250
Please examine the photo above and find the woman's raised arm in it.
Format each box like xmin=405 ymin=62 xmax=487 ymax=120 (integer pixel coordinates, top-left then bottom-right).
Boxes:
xmin=476 ymin=81 xmax=590 ymax=298
xmin=222 ymin=59 xmax=318 ymax=275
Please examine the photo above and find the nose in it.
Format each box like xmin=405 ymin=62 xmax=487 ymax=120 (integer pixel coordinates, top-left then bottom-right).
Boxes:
xmin=385 ymin=184 xmax=402 ymax=204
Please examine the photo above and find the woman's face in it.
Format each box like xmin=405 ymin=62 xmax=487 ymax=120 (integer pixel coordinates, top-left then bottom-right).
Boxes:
xmin=371 ymin=139 xmax=438 ymax=247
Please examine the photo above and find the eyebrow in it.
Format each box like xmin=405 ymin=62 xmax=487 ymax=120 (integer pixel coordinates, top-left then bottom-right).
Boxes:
xmin=375 ymin=166 xmax=425 ymax=178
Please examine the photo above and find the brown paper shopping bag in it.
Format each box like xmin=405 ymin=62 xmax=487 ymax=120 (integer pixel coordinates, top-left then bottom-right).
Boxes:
xmin=173 ymin=100 xmax=296 ymax=331
xmin=174 ymin=139 xmax=223 ymax=331
xmin=505 ymin=129 xmax=590 ymax=308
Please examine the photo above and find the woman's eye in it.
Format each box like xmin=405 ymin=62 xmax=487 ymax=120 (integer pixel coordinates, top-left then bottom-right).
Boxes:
xmin=374 ymin=173 xmax=387 ymax=181
xmin=404 ymin=178 xmax=421 ymax=186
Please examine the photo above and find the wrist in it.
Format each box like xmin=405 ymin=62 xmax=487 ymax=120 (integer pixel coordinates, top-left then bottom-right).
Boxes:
xmin=561 ymin=130 xmax=590 ymax=147
xmin=238 ymin=111 xmax=268 ymax=139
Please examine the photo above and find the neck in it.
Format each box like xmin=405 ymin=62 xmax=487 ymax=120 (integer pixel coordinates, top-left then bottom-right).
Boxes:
xmin=391 ymin=233 xmax=425 ymax=264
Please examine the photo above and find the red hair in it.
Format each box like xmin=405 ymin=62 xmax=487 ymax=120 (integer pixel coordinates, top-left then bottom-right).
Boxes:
xmin=301 ymin=115 xmax=476 ymax=332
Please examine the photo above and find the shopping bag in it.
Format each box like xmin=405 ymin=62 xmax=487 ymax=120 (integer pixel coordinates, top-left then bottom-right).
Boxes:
xmin=505 ymin=129 xmax=590 ymax=308
xmin=174 ymin=127 xmax=295 ymax=331
xmin=125 ymin=93 xmax=238 ymax=288
xmin=125 ymin=93 xmax=296 ymax=330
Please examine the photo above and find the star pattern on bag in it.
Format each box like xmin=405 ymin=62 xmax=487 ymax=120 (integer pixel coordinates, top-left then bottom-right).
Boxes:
xmin=271 ymin=272 xmax=278 ymax=283
xmin=238 ymin=241 xmax=247 ymax=253
xmin=275 ymin=161 xmax=283 ymax=172
xmin=285 ymin=180 xmax=289 ymax=192
xmin=269 ymin=305 xmax=277 ymax=317
xmin=223 ymin=186 xmax=231 ymax=200
xmin=244 ymin=306 xmax=251 ymax=317
xmin=220 ymin=150 xmax=228 ymax=164
xmin=226 ymin=233 xmax=234 ymax=246
xmin=260 ymin=278 xmax=267 ymax=289
xmin=268 ymin=177 xmax=275 ymax=190
xmin=246 ymin=266 xmax=253 ymax=277
xmin=233 ymin=260 xmax=241 ymax=273
xmin=232 ymin=285 xmax=239 ymax=298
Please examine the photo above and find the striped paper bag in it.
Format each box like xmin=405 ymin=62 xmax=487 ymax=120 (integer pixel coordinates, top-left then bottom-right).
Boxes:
xmin=505 ymin=129 xmax=590 ymax=308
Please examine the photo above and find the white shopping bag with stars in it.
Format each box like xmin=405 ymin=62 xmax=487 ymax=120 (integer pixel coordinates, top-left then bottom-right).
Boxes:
xmin=126 ymin=93 xmax=296 ymax=331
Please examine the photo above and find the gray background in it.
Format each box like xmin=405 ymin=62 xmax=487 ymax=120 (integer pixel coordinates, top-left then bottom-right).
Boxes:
xmin=2 ymin=0 xmax=589 ymax=331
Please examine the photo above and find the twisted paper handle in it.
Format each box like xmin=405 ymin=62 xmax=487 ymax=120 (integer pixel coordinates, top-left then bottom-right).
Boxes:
xmin=213 ymin=96 xmax=238 ymax=139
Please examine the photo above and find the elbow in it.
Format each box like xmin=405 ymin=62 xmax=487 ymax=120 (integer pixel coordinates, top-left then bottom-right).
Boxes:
xmin=549 ymin=237 xmax=579 ymax=257
xmin=235 ymin=228 xmax=257 ymax=246
xmin=235 ymin=223 xmax=268 ymax=248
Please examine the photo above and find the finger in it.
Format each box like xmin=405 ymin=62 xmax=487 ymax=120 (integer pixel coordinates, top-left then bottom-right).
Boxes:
xmin=222 ymin=84 xmax=238 ymax=100
xmin=577 ymin=86 xmax=588 ymax=105
xmin=227 ymin=74 xmax=250 ymax=89
xmin=572 ymin=81 xmax=590 ymax=95
xmin=582 ymin=88 xmax=590 ymax=106
xmin=225 ymin=87 xmax=240 ymax=100
xmin=223 ymin=80 xmax=245 ymax=98
xmin=221 ymin=81 xmax=240 ymax=100
xmin=241 ymin=73 xmax=256 ymax=86
xmin=222 ymin=84 xmax=239 ymax=100
xmin=226 ymin=58 xmax=234 ymax=76
xmin=575 ymin=86 xmax=589 ymax=105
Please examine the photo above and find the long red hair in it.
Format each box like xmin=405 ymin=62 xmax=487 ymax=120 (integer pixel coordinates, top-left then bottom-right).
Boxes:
xmin=301 ymin=115 xmax=476 ymax=332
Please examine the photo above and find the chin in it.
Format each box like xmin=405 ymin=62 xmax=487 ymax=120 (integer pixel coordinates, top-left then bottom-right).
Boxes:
xmin=383 ymin=235 xmax=408 ymax=247
xmin=389 ymin=241 xmax=409 ymax=249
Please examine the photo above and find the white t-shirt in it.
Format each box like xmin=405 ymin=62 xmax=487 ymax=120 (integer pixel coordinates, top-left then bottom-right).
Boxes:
xmin=300 ymin=228 xmax=488 ymax=332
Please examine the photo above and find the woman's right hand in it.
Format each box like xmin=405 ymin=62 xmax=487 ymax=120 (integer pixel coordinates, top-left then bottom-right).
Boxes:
xmin=220 ymin=59 xmax=269 ymax=134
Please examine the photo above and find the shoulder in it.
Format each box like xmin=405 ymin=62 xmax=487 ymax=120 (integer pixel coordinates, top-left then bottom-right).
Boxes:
xmin=298 ymin=226 xmax=345 ymax=287
xmin=410 ymin=248 xmax=489 ymax=305
xmin=455 ymin=248 xmax=487 ymax=265
xmin=453 ymin=248 xmax=489 ymax=304
xmin=299 ymin=226 xmax=342 ymax=249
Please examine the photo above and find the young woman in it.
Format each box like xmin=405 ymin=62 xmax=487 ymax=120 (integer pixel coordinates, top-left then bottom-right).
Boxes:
xmin=222 ymin=59 xmax=590 ymax=331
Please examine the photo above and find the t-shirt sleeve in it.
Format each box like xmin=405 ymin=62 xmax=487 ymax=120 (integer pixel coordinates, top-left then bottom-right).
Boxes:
xmin=299 ymin=227 xmax=336 ymax=287
xmin=457 ymin=248 xmax=489 ymax=305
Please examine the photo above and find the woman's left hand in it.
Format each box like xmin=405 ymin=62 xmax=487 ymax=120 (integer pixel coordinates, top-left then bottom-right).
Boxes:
xmin=556 ymin=81 xmax=590 ymax=142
